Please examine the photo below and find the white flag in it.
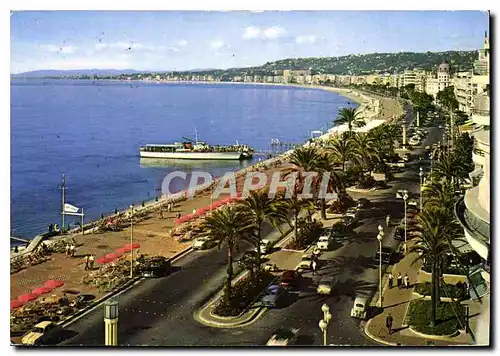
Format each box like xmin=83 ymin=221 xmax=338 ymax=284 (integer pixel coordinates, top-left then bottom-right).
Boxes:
xmin=64 ymin=203 xmax=80 ymax=213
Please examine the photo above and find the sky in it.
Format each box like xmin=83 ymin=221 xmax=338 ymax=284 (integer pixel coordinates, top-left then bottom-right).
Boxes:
xmin=10 ymin=10 xmax=490 ymax=73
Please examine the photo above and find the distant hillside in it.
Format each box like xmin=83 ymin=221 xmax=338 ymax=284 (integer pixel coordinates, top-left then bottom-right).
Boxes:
xmin=258 ymin=50 xmax=478 ymax=75
xmin=12 ymin=69 xmax=148 ymax=77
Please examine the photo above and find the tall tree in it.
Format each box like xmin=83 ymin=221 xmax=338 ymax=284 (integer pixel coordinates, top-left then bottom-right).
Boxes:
xmin=236 ymin=189 xmax=288 ymax=271
xmin=197 ymin=206 xmax=253 ymax=301
xmin=327 ymin=132 xmax=354 ymax=172
xmin=333 ymin=107 xmax=366 ymax=136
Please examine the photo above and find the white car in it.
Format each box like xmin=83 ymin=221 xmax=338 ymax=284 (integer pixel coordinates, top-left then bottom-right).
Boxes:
xmin=255 ymin=239 xmax=272 ymax=254
xmin=317 ymin=276 xmax=334 ymax=295
xmin=316 ymin=235 xmax=331 ymax=250
xmin=21 ymin=321 xmax=62 ymax=345
xmin=344 ymin=207 xmax=359 ymax=218
xmin=297 ymin=253 xmax=314 ymax=270
xmin=409 ymin=136 xmax=421 ymax=146
xmin=350 ymin=296 xmax=368 ymax=319
xmin=192 ymin=237 xmax=214 ymax=250
xmin=266 ymin=328 xmax=299 ymax=346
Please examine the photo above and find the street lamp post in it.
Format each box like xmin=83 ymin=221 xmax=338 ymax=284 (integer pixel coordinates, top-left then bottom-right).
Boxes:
xmin=419 ymin=167 xmax=424 ymax=212
xmin=377 ymin=225 xmax=384 ymax=308
xmin=129 ymin=204 xmax=134 ymax=278
xmin=402 ymin=190 xmax=408 ymax=255
xmin=318 ymin=303 xmax=332 ymax=346
xmin=104 ymin=300 xmax=119 ymax=346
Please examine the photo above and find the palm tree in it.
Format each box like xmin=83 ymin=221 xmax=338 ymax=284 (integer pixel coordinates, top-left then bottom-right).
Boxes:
xmin=315 ymin=153 xmax=347 ymax=219
xmin=236 ymin=189 xmax=288 ymax=271
xmin=409 ymin=206 xmax=452 ymax=327
xmin=433 ymin=152 xmax=468 ymax=189
xmin=327 ymin=132 xmax=354 ymax=172
xmin=197 ymin=206 xmax=253 ymax=301
xmin=333 ymin=107 xmax=366 ymax=136
xmin=282 ymin=196 xmax=314 ymax=244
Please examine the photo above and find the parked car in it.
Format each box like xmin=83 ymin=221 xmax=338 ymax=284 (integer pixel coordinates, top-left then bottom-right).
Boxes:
xmin=316 ymin=235 xmax=332 ymax=250
xmin=255 ymin=239 xmax=273 ymax=254
xmin=357 ymin=198 xmax=371 ymax=209
xmin=408 ymin=199 xmax=418 ymax=207
xmin=394 ymin=226 xmax=405 ymax=241
xmin=192 ymin=237 xmax=215 ymax=250
xmin=261 ymin=284 xmax=285 ymax=307
xmin=374 ymin=246 xmax=394 ymax=264
xmin=345 ymin=207 xmax=360 ymax=217
xmin=141 ymin=256 xmax=171 ymax=278
xmin=297 ymin=253 xmax=314 ymax=270
xmin=317 ymin=276 xmax=335 ymax=295
xmin=280 ymin=270 xmax=301 ymax=289
xmin=342 ymin=214 xmax=359 ymax=227
xmin=266 ymin=328 xmax=299 ymax=346
xmin=21 ymin=321 xmax=62 ymax=345
xmin=350 ymin=296 xmax=368 ymax=319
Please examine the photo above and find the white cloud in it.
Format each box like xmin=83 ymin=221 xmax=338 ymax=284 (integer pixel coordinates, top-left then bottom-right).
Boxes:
xmin=176 ymin=40 xmax=188 ymax=47
xmin=41 ymin=44 xmax=78 ymax=54
xmin=263 ymin=26 xmax=286 ymax=39
xmin=210 ymin=40 xmax=226 ymax=50
xmin=295 ymin=35 xmax=317 ymax=45
xmin=242 ymin=26 xmax=287 ymax=40
xmin=242 ymin=26 xmax=261 ymax=39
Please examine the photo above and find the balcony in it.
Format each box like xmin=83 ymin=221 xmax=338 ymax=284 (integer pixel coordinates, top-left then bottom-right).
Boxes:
xmin=455 ymin=197 xmax=490 ymax=260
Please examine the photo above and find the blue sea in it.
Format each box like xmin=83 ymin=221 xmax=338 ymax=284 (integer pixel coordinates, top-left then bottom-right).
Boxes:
xmin=11 ymin=79 xmax=354 ymax=238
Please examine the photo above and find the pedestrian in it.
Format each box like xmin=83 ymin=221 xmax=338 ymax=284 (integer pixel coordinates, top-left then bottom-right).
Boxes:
xmin=168 ymin=203 xmax=172 ymax=212
xmin=403 ymin=274 xmax=410 ymax=289
xmin=177 ymin=212 xmax=181 ymax=219
xmin=89 ymin=254 xmax=95 ymax=270
xmin=70 ymin=244 xmax=76 ymax=258
xmin=388 ymin=272 xmax=394 ymax=289
xmin=386 ymin=313 xmax=394 ymax=334
xmin=65 ymin=244 xmax=70 ymax=257
xmin=192 ymin=208 xmax=196 ymax=215
xmin=386 ymin=214 xmax=391 ymax=227
xmin=312 ymin=260 xmax=317 ymax=276
xmin=397 ymin=272 xmax=402 ymax=289
xmin=84 ymin=255 xmax=90 ymax=270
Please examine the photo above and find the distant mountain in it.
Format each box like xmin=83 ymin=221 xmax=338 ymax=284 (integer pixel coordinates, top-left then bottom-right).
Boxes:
xmin=12 ymin=69 xmax=150 ymax=77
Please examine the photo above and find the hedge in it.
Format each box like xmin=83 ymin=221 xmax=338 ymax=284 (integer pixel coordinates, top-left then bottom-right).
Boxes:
xmin=407 ymin=300 xmax=465 ymax=335
xmin=414 ymin=282 xmax=469 ymax=301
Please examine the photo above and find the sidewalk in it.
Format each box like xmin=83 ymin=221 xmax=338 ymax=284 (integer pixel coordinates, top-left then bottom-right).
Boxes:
xmin=364 ymin=239 xmax=474 ymax=346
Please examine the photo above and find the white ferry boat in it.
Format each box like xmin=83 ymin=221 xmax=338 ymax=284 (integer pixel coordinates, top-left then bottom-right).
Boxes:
xmin=140 ymin=134 xmax=254 ymax=160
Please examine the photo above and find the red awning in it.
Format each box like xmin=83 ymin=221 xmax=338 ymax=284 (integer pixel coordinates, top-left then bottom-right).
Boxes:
xmin=32 ymin=286 xmax=53 ymax=296
xmin=105 ymin=253 xmax=118 ymax=260
xmin=11 ymin=300 xmax=24 ymax=309
xmin=44 ymin=279 xmax=65 ymax=289
xmin=95 ymin=257 xmax=110 ymax=264
xmin=18 ymin=293 xmax=38 ymax=303
xmin=115 ymin=247 xmax=127 ymax=254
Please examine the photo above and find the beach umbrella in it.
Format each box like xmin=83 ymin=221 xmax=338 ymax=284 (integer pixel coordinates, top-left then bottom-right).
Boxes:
xmin=32 ymin=286 xmax=53 ymax=296
xmin=11 ymin=300 xmax=24 ymax=309
xmin=95 ymin=257 xmax=110 ymax=264
xmin=44 ymin=279 xmax=64 ymax=289
xmin=115 ymin=247 xmax=127 ymax=254
xmin=18 ymin=293 xmax=38 ymax=303
xmin=123 ymin=243 xmax=140 ymax=249
xmin=105 ymin=252 xmax=118 ymax=260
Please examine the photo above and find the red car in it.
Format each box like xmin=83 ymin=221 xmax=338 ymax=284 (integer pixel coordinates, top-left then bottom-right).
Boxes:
xmin=280 ymin=270 xmax=301 ymax=289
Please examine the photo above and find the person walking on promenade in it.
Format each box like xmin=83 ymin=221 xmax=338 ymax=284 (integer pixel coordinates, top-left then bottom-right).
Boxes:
xmin=65 ymin=244 xmax=70 ymax=257
xmin=177 ymin=212 xmax=181 ymax=219
xmin=403 ymin=274 xmax=410 ymax=289
xmin=386 ymin=214 xmax=391 ymax=227
xmin=386 ymin=313 xmax=394 ymax=334
xmin=89 ymin=254 xmax=95 ymax=270
xmin=312 ymin=260 xmax=317 ymax=276
xmin=388 ymin=272 xmax=394 ymax=289
xmin=84 ymin=255 xmax=90 ymax=270
xmin=70 ymin=244 xmax=76 ymax=258
xmin=397 ymin=272 xmax=402 ymax=289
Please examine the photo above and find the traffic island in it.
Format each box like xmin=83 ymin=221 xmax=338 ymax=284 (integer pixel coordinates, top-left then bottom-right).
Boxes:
xmin=194 ymin=271 xmax=274 ymax=328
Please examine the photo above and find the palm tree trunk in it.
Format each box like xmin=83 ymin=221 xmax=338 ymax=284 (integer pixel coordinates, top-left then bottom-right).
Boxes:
xmin=430 ymin=262 xmax=437 ymax=327
xmin=320 ymin=198 xmax=326 ymax=220
xmin=256 ymin=228 xmax=262 ymax=274
xmin=294 ymin=210 xmax=299 ymax=243
xmin=226 ymin=244 xmax=234 ymax=301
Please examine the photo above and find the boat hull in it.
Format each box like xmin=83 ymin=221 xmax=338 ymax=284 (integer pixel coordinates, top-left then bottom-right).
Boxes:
xmin=139 ymin=151 xmax=249 ymax=160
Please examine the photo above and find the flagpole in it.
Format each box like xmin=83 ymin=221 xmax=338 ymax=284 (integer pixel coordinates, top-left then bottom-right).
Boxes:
xmin=81 ymin=208 xmax=84 ymax=235
xmin=61 ymin=174 xmax=66 ymax=230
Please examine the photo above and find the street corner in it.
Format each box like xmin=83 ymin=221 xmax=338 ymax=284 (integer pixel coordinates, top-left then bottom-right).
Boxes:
xmin=363 ymin=318 xmax=400 ymax=346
